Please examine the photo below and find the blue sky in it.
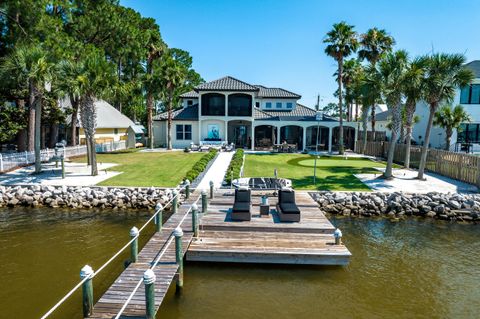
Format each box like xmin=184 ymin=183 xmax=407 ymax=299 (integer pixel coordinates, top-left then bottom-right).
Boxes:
xmin=122 ymin=0 xmax=480 ymax=108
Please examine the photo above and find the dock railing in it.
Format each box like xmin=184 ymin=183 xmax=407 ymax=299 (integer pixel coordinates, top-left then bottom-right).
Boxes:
xmin=40 ymin=185 xmax=195 ymax=319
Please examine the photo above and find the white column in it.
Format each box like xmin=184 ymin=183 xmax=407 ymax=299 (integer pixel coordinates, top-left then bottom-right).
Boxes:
xmin=198 ymin=120 xmax=202 ymax=143
xmin=328 ymin=126 xmax=333 ymax=154
xmin=277 ymin=126 xmax=281 ymax=144
xmin=225 ymin=120 xmax=228 ymax=143
xmin=251 ymin=124 xmax=255 ymax=150
xmin=302 ymin=126 xmax=307 ymax=151
xmin=224 ymin=94 xmax=228 ymax=117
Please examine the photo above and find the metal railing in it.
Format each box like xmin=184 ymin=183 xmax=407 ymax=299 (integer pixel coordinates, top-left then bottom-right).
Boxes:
xmin=40 ymin=186 xmax=189 ymax=319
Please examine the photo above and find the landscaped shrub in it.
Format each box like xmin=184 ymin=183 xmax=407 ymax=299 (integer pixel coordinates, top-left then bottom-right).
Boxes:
xmin=183 ymin=149 xmax=218 ymax=182
xmin=224 ymin=148 xmax=244 ymax=184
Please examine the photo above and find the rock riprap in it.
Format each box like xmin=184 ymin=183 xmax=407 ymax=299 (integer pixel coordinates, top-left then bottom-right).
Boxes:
xmin=0 ymin=185 xmax=179 ymax=210
xmin=313 ymin=192 xmax=480 ymax=222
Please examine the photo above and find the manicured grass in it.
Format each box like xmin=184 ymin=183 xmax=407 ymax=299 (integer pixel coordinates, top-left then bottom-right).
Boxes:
xmin=243 ymin=153 xmax=390 ymax=191
xmin=72 ymin=150 xmax=204 ymax=187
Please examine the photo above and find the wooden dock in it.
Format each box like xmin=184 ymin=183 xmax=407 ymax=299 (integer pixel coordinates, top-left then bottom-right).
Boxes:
xmin=88 ymin=189 xmax=350 ymax=318
xmin=187 ymin=190 xmax=351 ymax=265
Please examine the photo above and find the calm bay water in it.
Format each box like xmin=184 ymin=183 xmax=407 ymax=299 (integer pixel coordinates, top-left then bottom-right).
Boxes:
xmin=0 ymin=209 xmax=478 ymax=318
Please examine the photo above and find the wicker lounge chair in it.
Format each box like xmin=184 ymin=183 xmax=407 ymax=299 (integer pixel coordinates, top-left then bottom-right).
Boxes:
xmin=276 ymin=188 xmax=300 ymax=222
xmin=232 ymin=188 xmax=251 ymax=221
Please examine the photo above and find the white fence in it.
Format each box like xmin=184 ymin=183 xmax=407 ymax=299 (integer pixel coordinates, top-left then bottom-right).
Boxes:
xmin=0 ymin=140 xmax=127 ymax=173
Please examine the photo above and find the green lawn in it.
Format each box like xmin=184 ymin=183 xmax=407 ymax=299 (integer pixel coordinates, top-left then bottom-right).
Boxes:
xmin=72 ymin=150 xmax=204 ymax=187
xmin=243 ymin=154 xmax=389 ymax=191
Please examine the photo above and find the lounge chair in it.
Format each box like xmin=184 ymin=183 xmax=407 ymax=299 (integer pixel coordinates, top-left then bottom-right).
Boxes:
xmin=231 ymin=188 xmax=251 ymax=221
xmin=276 ymin=188 xmax=300 ymax=222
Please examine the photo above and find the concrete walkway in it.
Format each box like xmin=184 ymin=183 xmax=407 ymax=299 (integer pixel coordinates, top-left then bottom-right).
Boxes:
xmin=196 ymin=151 xmax=234 ymax=190
xmin=0 ymin=162 xmax=120 ymax=186
xmin=356 ymin=168 xmax=478 ymax=193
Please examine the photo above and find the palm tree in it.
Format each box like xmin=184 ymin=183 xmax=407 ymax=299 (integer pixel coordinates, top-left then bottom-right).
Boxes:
xmin=417 ymin=53 xmax=474 ymax=180
xmin=1 ymin=44 xmax=53 ymax=173
xmin=360 ymin=65 xmax=382 ymax=154
xmin=377 ymin=50 xmax=409 ymax=178
xmin=324 ymin=22 xmax=358 ymax=154
xmin=158 ymin=52 xmax=187 ymax=150
xmin=340 ymin=58 xmax=362 ymax=121
xmin=358 ymin=28 xmax=395 ymax=141
xmin=433 ymin=104 xmax=470 ymax=150
xmin=59 ymin=59 xmax=83 ymax=146
xmin=72 ymin=52 xmax=116 ymax=176
xmin=402 ymin=58 xmax=425 ymax=168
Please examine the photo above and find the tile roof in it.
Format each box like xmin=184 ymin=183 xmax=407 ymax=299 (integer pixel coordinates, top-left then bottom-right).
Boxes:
xmin=464 ymin=60 xmax=480 ymax=78
xmin=153 ymin=104 xmax=199 ymax=121
xmin=254 ymin=85 xmax=301 ymax=99
xmin=195 ymin=76 xmax=259 ymax=91
xmin=179 ymin=90 xmax=199 ymax=98
xmin=253 ymin=104 xmax=337 ymax=121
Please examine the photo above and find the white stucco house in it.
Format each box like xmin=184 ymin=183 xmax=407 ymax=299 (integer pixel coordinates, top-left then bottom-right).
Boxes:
xmin=153 ymin=76 xmax=357 ymax=152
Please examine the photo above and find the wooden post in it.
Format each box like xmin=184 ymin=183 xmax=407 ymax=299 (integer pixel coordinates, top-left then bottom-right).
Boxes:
xmin=143 ymin=269 xmax=156 ymax=319
xmin=130 ymin=226 xmax=139 ymax=263
xmin=185 ymin=179 xmax=190 ymax=199
xmin=209 ymin=181 xmax=214 ymax=199
xmin=172 ymin=190 xmax=178 ymax=215
xmin=191 ymin=203 xmax=199 ymax=238
xmin=80 ymin=265 xmax=94 ymax=317
xmin=174 ymin=227 xmax=184 ymax=290
xmin=155 ymin=203 xmax=163 ymax=232
xmin=201 ymin=189 xmax=208 ymax=214
xmin=334 ymin=228 xmax=342 ymax=245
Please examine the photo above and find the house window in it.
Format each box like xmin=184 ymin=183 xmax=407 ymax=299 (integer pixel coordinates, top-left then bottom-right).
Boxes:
xmin=265 ymin=102 xmax=272 ymax=109
xmin=228 ymin=93 xmax=252 ymax=116
xmin=176 ymin=124 xmax=192 ymax=140
xmin=201 ymin=93 xmax=225 ymax=115
xmin=286 ymin=102 xmax=293 ymax=109
xmin=187 ymin=100 xmax=193 ymax=106
xmin=255 ymin=102 xmax=260 ymax=108
xmin=276 ymin=102 xmax=282 ymax=108
xmin=457 ymin=123 xmax=480 ymax=143
xmin=460 ymin=84 xmax=480 ymax=104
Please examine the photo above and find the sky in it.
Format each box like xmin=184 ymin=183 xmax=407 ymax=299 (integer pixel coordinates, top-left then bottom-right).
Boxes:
xmin=121 ymin=0 xmax=480 ymax=108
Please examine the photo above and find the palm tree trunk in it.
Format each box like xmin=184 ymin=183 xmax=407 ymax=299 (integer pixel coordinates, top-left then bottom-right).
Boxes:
xmin=80 ymin=95 xmax=98 ymax=176
xmin=370 ymin=106 xmax=376 ymax=141
xmin=147 ymin=92 xmax=154 ymax=149
xmin=86 ymin=137 xmax=91 ymax=166
xmin=49 ymin=123 xmax=58 ymax=148
xmin=417 ymin=103 xmax=437 ymax=180
xmin=384 ymin=102 xmax=402 ymax=179
xmin=362 ymin=109 xmax=368 ymax=154
xmin=338 ymin=57 xmax=344 ymax=155
xmin=28 ymin=83 xmax=35 ymax=152
xmin=445 ymin=128 xmax=452 ymax=151
xmin=34 ymin=95 xmax=42 ymax=173
xmin=70 ymin=94 xmax=79 ymax=146
xmin=404 ymin=103 xmax=415 ymax=169
xmin=167 ymin=92 xmax=173 ymax=150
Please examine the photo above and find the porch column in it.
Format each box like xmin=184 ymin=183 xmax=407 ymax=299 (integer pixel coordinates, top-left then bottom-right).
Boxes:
xmin=251 ymin=125 xmax=255 ymax=150
xmin=198 ymin=120 xmax=202 ymax=143
xmin=302 ymin=126 xmax=306 ymax=151
xmin=277 ymin=126 xmax=281 ymax=144
xmin=225 ymin=120 xmax=228 ymax=143
xmin=328 ymin=126 xmax=333 ymax=154
xmin=225 ymin=94 xmax=228 ymax=117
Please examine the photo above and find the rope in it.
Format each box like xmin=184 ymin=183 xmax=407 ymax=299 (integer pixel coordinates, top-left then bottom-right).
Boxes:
xmin=40 ymin=186 xmax=186 ymax=319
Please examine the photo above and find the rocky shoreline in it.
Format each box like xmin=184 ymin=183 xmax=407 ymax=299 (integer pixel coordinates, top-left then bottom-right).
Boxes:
xmin=313 ymin=192 xmax=480 ymax=222
xmin=0 ymin=185 xmax=180 ymax=210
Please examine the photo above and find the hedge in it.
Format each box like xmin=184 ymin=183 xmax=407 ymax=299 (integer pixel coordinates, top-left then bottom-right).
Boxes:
xmin=184 ymin=149 xmax=218 ymax=182
xmin=224 ymin=148 xmax=244 ymax=184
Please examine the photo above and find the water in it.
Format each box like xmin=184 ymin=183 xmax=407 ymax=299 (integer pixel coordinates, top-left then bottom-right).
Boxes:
xmin=0 ymin=210 xmax=478 ymax=319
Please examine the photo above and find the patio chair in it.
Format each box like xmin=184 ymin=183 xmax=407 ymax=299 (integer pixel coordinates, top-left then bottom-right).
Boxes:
xmin=190 ymin=142 xmax=200 ymax=151
xmin=232 ymin=187 xmax=251 ymax=221
xmin=276 ymin=187 xmax=300 ymax=222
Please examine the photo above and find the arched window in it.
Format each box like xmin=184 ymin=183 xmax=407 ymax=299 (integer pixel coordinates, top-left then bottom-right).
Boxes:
xmin=228 ymin=94 xmax=252 ymax=116
xmin=201 ymin=93 xmax=225 ymax=116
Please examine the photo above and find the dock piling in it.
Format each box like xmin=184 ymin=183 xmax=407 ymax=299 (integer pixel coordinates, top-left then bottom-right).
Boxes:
xmin=191 ymin=203 xmax=199 ymax=237
xmin=172 ymin=190 xmax=178 ymax=215
xmin=130 ymin=227 xmax=139 ymax=263
xmin=201 ymin=189 xmax=207 ymax=214
xmin=209 ymin=181 xmax=214 ymax=199
xmin=174 ymin=227 xmax=184 ymax=290
xmin=155 ymin=203 xmax=163 ymax=232
xmin=185 ymin=180 xmax=190 ymax=199
xmin=334 ymin=228 xmax=342 ymax=245
xmin=143 ymin=269 xmax=156 ymax=319
xmin=80 ymin=265 xmax=94 ymax=317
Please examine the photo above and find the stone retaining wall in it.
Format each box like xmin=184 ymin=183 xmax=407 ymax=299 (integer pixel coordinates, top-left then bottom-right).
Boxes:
xmin=0 ymin=185 xmax=180 ymax=210
xmin=313 ymin=192 xmax=480 ymax=222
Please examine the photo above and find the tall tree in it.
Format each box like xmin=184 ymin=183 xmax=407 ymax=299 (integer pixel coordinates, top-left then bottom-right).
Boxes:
xmin=402 ymin=58 xmax=425 ymax=168
xmin=360 ymin=65 xmax=383 ymax=153
xmin=1 ymin=44 xmax=53 ymax=173
xmin=377 ymin=50 xmax=408 ymax=178
xmin=340 ymin=58 xmax=362 ymax=121
xmin=417 ymin=53 xmax=473 ymax=180
xmin=433 ymin=104 xmax=470 ymax=151
xmin=324 ymin=22 xmax=358 ymax=154
xmin=358 ymin=28 xmax=395 ymax=141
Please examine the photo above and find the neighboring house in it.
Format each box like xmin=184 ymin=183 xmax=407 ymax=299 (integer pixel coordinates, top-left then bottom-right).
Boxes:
xmin=65 ymin=99 xmax=137 ymax=148
xmin=153 ymin=76 xmax=357 ymax=151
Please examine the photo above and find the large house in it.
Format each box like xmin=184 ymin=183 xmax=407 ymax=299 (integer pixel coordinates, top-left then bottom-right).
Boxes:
xmin=153 ymin=76 xmax=356 ymax=151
